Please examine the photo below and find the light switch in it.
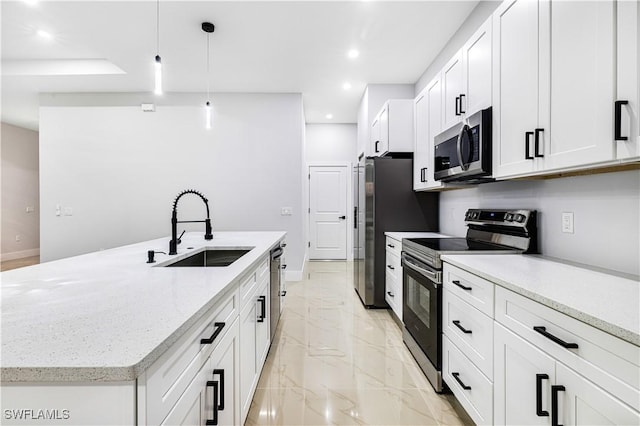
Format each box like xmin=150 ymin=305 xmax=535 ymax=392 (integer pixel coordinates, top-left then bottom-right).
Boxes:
xmin=25 ymin=206 xmax=34 ymax=213
xmin=281 ymin=207 xmax=293 ymax=216
xmin=561 ymin=212 xmax=574 ymax=233
xmin=55 ymin=205 xmax=61 ymax=216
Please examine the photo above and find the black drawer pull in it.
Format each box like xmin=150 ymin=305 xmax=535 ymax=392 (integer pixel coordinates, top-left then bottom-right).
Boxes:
xmin=201 ymin=322 xmax=225 ymax=345
xmin=280 ymin=290 xmax=287 ymax=296
xmin=534 ymin=128 xmax=544 ymax=157
xmin=452 ymin=280 xmax=472 ymax=291
xmin=455 ymin=96 xmax=461 ymax=116
xmin=387 ymin=243 xmax=395 ymax=248
xmin=525 ymin=131 xmax=534 ymax=160
xmin=551 ymin=385 xmax=565 ymax=426
xmin=536 ymin=374 xmax=549 ymax=417
xmin=387 ymin=265 xmax=395 ymax=270
xmin=213 ymin=369 xmax=225 ymax=410
xmin=375 ymin=140 xmax=380 ymax=153
xmin=451 ymin=372 xmax=471 ymax=390
xmin=459 ymin=94 xmax=466 ymax=114
xmin=615 ymin=100 xmax=629 ymax=141
xmin=452 ymin=320 xmax=472 ymax=334
xmin=206 ymin=380 xmax=219 ymax=425
xmin=257 ymin=295 xmax=266 ymax=322
xmin=533 ymin=326 xmax=578 ymax=349
xmin=387 ymin=291 xmax=394 ymax=298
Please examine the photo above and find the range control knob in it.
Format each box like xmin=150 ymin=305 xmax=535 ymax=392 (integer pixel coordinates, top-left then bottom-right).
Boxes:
xmin=505 ymin=213 xmax=513 ymax=221
xmin=516 ymin=214 xmax=526 ymax=223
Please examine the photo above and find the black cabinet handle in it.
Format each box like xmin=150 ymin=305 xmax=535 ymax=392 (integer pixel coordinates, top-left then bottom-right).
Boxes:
xmin=354 ymin=206 xmax=358 ymax=229
xmin=551 ymin=385 xmax=565 ymax=426
xmin=536 ymin=374 xmax=550 ymax=417
xmin=387 ymin=265 xmax=395 ymax=270
xmin=201 ymin=322 xmax=225 ymax=344
xmin=281 ymin=290 xmax=287 ymax=296
xmin=387 ymin=291 xmax=394 ymax=298
xmin=451 ymin=372 xmax=471 ymax=390
xmin=257 ymin=295 xmax=266 ymax=322
xmin=387 ymin=243 xmax=395 ymax=248
xmin=534 ymin=128 xmax=544 ymax=157
xmin=205 ymin=380 xmax=219 ymax=425
xmin=281 ymin=264 xmax=287 ymax=270
xmin=459 ymin=94 xmax=466 ymax=114
xmin=420 ymin=167 xmax=427 ymax=182
xmin=452 ymin=320 xmax=472 ymax=334
xmin=533 ymin=326 xmax=578 ymax=349
xmin=213 ymin=369 xmax=225 ymax=410
xmin=452 ymin=280 xmax=472 ymax=291
xmin=615 ymin=100 xmax=629 ymax=141
xmin=375 ymin=140 xmax=380 ymax=153
xmin=525 ymin=131 xmax=534 ymax=160
xmin=455 ymin=96 xmax=461 ymax=116
xmin=338 ymin=215 xmax=346 ymax=220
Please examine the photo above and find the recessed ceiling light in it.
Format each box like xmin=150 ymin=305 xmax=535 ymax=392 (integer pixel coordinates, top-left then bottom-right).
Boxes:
xmin=343 ymin=82 xmax=352 ymax=90
xmin=23 ymin=0 xmax=38 ymax=6
xmin=326 ymin=114 xmax=333 ymax=120
xmin=347 ymin=49 xmax=359 ymax=59
xmin=36 ymin=29 xmax=52 ymax=40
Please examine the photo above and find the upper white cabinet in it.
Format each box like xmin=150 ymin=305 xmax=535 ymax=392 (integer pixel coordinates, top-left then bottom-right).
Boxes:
xmin=370 ymin=99 xmax=414 ymax=156
xmin=442 ymin=17 xmax=493 ymax=131
xmin=617 ymin=0 xmax=640 ymax=160
xmin=493 ymin=0 xmax=639 ymax=179
xmin=414 ymin=74 xmax=447 ymax=191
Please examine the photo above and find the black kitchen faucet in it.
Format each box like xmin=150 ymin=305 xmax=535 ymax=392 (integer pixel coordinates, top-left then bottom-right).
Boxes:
xmin=169 ymin=189 xmax=213 ymax=255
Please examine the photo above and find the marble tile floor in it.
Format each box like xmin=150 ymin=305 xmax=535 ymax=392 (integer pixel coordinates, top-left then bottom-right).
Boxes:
xmin=246 ymin=261 xmax=471 ymax=426
xmin=0 ymin=256 xmax=39 ymax=272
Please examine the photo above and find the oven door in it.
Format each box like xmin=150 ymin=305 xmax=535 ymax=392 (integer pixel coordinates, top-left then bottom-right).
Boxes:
xmin=402 ymin=252 xmax=442 ymax=370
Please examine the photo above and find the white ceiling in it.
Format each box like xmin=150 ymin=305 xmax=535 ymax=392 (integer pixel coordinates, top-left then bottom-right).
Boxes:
xmin=1 ymin=0 xmax=478 ymax=131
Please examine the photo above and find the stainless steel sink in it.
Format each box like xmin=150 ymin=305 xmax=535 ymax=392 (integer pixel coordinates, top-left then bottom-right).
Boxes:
xmin=164 ymin=248 xmax=252 ymax=267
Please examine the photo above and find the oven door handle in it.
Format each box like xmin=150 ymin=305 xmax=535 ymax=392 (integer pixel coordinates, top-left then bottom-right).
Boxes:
xmin=401 ymin=253 xmax=439 ymax=282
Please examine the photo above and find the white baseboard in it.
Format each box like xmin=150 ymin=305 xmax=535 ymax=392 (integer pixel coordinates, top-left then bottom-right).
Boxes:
xmin=1 ymin=248 xmax=40 ymax=262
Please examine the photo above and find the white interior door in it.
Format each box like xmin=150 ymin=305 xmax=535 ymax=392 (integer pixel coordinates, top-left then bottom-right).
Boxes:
xmin=309 ymin=165 xmax=348 ymax=260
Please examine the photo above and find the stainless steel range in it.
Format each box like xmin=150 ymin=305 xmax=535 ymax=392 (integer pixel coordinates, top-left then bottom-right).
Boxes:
xmin=401 ymin=209 xmax=538 ymax=393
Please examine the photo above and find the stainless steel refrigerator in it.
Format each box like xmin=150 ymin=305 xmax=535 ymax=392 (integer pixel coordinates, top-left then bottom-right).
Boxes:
xmin=353 ymin=155 xmax=439 ymax=307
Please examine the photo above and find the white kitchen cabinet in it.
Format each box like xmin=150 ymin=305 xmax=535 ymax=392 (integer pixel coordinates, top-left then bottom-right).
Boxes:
xmin=414 ymin=73 xmax=458 ymax=191
xmin=494 ymin=322 xmax=556 ymax=426
xmin=384 ymin=236 xmax=403 ymax=321
xmin=494 ymin=0 xmax=638 ymax=179
xmin=617 ymin=0 xmax=640 ymax=160
xmin=239 ymin=269 xmax=270 ymax=424
xmin=442 ymin=17 xmax=492 ymax=132
xmin=370 ymin=99 xmax=414 ymax=156
xmin=161 ymin=319 xmax=239 ymax=426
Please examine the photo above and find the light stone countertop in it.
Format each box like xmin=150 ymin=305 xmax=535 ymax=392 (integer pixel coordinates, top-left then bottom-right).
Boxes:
xmin=384 ymin=231 xmax=453 ymax=241
xmin=0 ymin=231 xmax=285 ymax=382
xmin=441 ymin=254 xmax=640 ymax=346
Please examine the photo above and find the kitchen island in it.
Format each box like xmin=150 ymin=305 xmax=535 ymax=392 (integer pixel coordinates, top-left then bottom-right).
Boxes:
xmin=1 ymin=231 xmax=285 ymax=425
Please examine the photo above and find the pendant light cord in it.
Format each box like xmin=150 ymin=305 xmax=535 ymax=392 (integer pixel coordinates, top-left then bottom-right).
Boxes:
xmin=156 ymin=0 xmax=160 ymax=55
xmin=206 ymin=34 xmax=211 ymax=100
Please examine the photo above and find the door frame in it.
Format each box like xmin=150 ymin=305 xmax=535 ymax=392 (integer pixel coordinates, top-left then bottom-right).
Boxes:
xmin=306 ymin=162 xmax=353 ymax=261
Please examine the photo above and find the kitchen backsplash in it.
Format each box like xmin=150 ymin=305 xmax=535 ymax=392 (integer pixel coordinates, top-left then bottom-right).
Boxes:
xmin=439 ymin=169 xmax=640 ymax=276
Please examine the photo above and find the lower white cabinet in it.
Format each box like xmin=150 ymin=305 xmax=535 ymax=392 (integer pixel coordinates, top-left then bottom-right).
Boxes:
xmin=162 ymin=318 xmax=240 ymax=426
xmin=240 ymin=277 xmax=271 ymax=423
xmin=384 ymin=236 xmax=403 ymax=321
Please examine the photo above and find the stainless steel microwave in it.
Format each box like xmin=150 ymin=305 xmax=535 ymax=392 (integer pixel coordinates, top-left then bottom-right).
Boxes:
xmin=434 ymin=107 xmax=492 ymax=182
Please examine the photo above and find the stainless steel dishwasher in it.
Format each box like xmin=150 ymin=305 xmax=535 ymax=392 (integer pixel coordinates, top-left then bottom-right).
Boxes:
xmin=270 ymin=243 xmax=286 ymax=340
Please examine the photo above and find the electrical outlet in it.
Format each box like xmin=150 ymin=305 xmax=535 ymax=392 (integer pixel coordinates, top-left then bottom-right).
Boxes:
xmin=64 ymin=207 xmax=73 ymax=216
xmin=281 ymin=207 xmax=293 ymax=216
xmin=15 ymin=234 xmax=21 ymax=242
xmin=561 ymin=212 xmax=574 ymax=233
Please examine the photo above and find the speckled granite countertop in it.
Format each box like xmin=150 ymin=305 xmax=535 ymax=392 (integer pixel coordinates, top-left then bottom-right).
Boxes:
xmin=0 ymin=231 xmax=285 ymax=382
xmin=441 ymin=254 xmax=640 ymax=346
xmin=384 ymin=232 xmax=452 ymax=240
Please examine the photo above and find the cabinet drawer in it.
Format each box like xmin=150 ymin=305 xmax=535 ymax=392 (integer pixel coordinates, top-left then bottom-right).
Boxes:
xmin=495 ymin=286 xmax=640 ymax=411
xmin=443 ymin=335 xmax=493 ymax=425
xmin=385 ymin=250 xmax=400 ymax=281
xmin=385 ymin=271 xmax=399 ymax=309
xmin=144 ymin=289 xmax=238 ymax=426
xmin=443 ymin=289 xmax=494 ymax=378
xmin=443 ymin=263 xmax=494 ymax=317
xmin=385 ymin=237 xmax=402 ymax=258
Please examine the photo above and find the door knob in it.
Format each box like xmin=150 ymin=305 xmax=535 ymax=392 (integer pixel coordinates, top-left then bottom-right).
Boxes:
xmin=338 ymin=215 xmax=346 ymax=220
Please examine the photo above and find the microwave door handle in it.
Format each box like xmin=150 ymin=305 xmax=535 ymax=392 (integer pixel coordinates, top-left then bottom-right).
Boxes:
xmin=401 ymin=253 xmax=438 ymax=281
xmin=456 ymin=127 xmax=465 ymax=171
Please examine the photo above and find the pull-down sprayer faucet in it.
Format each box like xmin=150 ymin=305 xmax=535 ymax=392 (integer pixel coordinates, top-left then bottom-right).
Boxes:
xmin=169 ymin=189 xmax=213 ymax=255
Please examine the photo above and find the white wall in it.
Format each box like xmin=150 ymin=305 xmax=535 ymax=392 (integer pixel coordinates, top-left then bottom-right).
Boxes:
xmin=304 ymin=123 xmax=357 ymax=261
xmin=1 ymin=122 xmax=40 ymax=260
xmin=305 ymin=124 xmax=356 ymax=163
xmin=439 ymin=170 xmax=640 ymax=276
xmin=39 ymin=93 xmax=306 ymax=277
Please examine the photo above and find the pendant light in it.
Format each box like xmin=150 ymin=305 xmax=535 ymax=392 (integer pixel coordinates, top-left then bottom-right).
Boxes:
xmin=202 ymin=22 xmax=215 ymax=129
xmin=154 ymin=0 xmax=162 ymax=95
